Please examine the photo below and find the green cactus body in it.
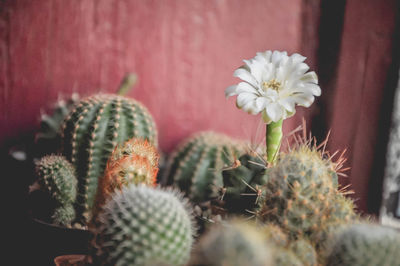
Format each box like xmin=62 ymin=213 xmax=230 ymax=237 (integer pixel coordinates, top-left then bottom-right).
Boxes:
xmin=326 ymin=223 xmax=400 ymax=266
xmin=92 ymin=185 xmax=194 ymax=266
xmin=190 ymin=220 xmax=272 ymax=266
xmin=61 ymin=94 xmax=158 ymax=223
xmin=165 ymin=131 xmax=244 ymax=203
xmin=36 ymin=155 xmax=77 ymax=225
xmin=288 ymin=239 xmax=317 ymax=266
xmin=257 ymin=145 xmax=354 ymax=242
xmin=219 ymin=153 xmax=269 ymax=215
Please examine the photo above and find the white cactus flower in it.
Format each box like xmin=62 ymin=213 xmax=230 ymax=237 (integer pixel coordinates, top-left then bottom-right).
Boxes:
xmin=225 ymin=50 xmax=321 ymax=123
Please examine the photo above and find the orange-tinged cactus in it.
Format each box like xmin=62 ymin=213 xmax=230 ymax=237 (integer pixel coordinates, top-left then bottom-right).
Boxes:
xmin=93 ymin=138 xmax=159 ymax=219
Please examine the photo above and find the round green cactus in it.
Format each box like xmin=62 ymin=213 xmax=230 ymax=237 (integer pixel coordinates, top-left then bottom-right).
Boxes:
xmin=164 ymin=131 xmax=245 ymax=203
xmin=91 ymin=185 xmax=194 ymax=266
xmin=257 ymin=144 xmax=355 ymax=241
xmin=190 ymin=220 xmax=272 ymax=266
xmin=326 ymin=223 xmax=400 ymax=266
xmin=35 ymin=155 xmax=77 ymax=225
xmin=61 ymin=94 xmax=158 ymax=223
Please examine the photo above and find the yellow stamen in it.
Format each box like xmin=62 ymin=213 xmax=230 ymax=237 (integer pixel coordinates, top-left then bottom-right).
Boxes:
xmin=262 ymin=79 xmax=282 ymax=91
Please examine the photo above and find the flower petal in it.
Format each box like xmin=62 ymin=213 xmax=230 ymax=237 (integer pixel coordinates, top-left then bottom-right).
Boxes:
xmin=266 ymin=102 xmax=284 ymax=122
xmin=292 ymin=93 xmax=315 ymax=107
xmin=262 ymin=110 xmax=272 ymax=124
xmin=301 ymin=71 xmax=318 ymax=84
xmin=255 ymin=97 xmax=269 ymax=111
xmin=225 ymin=85 xmax=238 ymax=98
xmin=304 ymin=83 xmax=321 ymax=96
xmin=237 ymin=93 xmax=257 ymax=108
xmin=234 ymin=68 xmax=258 ymax=87
xmin=236 ymin=82 xmax=258 ymax=94
xmin=279 ymin=97 xmax=295 ymax=113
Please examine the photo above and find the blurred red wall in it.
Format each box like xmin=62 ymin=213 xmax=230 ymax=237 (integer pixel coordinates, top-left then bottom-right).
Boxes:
xmin=0 ymin=0 xmax=303 ymax=152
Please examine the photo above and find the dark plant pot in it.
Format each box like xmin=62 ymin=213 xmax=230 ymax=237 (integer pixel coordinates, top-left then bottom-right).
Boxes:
xmin=29 ymin=218 xmax=92 ymax=266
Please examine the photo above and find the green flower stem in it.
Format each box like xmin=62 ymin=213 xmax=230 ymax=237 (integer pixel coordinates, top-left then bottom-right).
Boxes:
xmin=266 ymin=119 xmax=283 ymax=164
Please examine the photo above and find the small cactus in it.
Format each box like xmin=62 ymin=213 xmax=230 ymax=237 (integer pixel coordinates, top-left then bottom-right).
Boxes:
xmin=256 ymin=143 xmax=356 ymax=242
xmin=35 ymin=155 xmax=77 ymax=225
xmin=164 ymin=131 xmax=245 ymax=203
xmin=190 ymin=220 xmax=272 ymax=266
xmin=326 ymin=223 xmax=400 ymax=266
xmin=93 ymin=138 xmax=159 ymax=219
xmin=61 ymin=93 xmax=158 ymax=223
xmin=91 ymin=185 xmax=194 ymax=266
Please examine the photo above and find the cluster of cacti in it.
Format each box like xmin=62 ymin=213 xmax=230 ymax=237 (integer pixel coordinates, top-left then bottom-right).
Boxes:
xmin=35 ymin=155 xmax=77 ymax=226
xmin=164 ymin=131 xmax=245 ymax=203
xmin=325 ymin=223 xmax=400 ymax=266
xmin=35 ymin=93 xmax=80 ymax=155
xmin=61 ymin=93 xmax=158 ymax=224
xmin=93 ymin=138 xmax=159 ymax=219
xmin=91 ymin=184 xmax=194 ymax=266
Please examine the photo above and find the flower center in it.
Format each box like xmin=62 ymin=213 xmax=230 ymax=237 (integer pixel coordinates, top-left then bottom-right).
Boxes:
xmin=262 ymin=79 xmax=282 ymax=92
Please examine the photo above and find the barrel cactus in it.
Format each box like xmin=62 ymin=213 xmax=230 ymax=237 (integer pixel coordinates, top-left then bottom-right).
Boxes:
xmin=61 ymin=94 xmax=158 ymax=224
xmin=35 ymin=155 xmax=77 ymax=226
xmin=256 ymin=143 xmax=356 ymax=242
xmin=190 ymin=220 xmax=272 ymax=266
xmin=91 ymin=185 xmax=194 ymax=266
xmin=164 ymin=131 xmax=245 ymax=203
xmin=326 ymin=223 xmax=400 ymax=266
xmin=93 ymin=138 xmax=159 ymax=219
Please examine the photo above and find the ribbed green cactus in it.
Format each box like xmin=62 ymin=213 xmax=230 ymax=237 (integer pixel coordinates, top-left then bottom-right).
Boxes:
xmin=256 ymin=144 xmax=355 ymax=241
xmin=61 ymin=94 xmax=158 ymax=223
xmin=35 ymin=93 xmax=79 ymax=155
xmin=218 ymin=153 xmax=268 ymax=215
xmin=190 ymin=220 xmax=272 ymax=266
xmin=35 ymin=155 xmax=77 ymax=226
xmin=91 ymin=185 xmax=194 ymax=266
xmin=326 ymin=223 xmax=400 ymax=266
xmin=164 ymin=131 xmax=245 ymax=203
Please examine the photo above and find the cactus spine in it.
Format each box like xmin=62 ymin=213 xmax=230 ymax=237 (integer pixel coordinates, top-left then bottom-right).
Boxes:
xmin=61 ymin=94 xmax=158 ymax=223
xmin=218 ymin=153 xmax=268 ymax=215
xmin=256 ymin=143 xmax=356 ymax=244
xmin=35 ymin=155 xmax=77 ymax=226
xmin=91 ymin=185 xmax=194 ymax=266
xmin=93 ymin=138 xmax=159 ymax=219
xmin=165 ymin=131 xmax=245 ymax=203
xmin=326 ymin=223 xmax=400 ymax=266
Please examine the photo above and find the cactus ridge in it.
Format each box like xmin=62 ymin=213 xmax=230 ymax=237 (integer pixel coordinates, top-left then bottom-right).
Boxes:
xmin=61 ymin=94 xmax=158 ymax=223
xmin=92 ymin=185 xmax=194 ymax=266
xmin=165 ymin=131 xmax=245 ymax=203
